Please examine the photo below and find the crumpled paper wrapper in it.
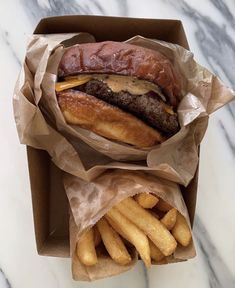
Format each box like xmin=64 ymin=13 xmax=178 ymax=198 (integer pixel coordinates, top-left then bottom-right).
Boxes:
xmin=64 ymin=170 xmax=195 ymax=281
xmin=13 ymin=33 xmax=235 ymax=186
xmin=70 ymin=212 xmax=138 ymax=281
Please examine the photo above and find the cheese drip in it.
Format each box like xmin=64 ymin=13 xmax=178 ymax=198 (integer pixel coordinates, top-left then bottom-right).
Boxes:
xmin=56 ymin=74 xmax=166 ymax=102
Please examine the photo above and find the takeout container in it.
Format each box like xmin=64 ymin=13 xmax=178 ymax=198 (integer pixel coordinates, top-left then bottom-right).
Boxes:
xmin=25 ymin=15 xmax=197 ymax=257
xmin=14 ymin=14 xmax=235 ymax=280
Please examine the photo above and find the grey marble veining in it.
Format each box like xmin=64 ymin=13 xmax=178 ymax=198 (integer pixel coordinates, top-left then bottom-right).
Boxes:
xmin=211 ymin=0 xmax=235 ymax=26
xmin=21 ymin=0 xmax=128 ymax=25
xmin=0 ymin=0 xmax=235 ymax=287
xmin=0 ymin=269 xmax=11 ymax=288
xmin=194 ymin=215 xmax=235 ymax=288
xmin=0 ymin=31 xmax=21 ymax=66
xmin=219 ymin=120 xmax=235 ymax=156
xmin=141 ymin=262 xmax=149 ymax=288
xmin=21 ymin=0 xmax=103 ymax=20
xmin=166 ymin=0 xmax=235 ymax=172
xmin=168 ymin=0 xmax=235 ymax=96
xmin=228 ymin=101 xmax=235 ymax=119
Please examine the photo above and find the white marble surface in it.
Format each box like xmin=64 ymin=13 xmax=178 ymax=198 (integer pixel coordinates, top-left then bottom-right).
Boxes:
xmin=1 ymin=0 xmax=235 ymax=287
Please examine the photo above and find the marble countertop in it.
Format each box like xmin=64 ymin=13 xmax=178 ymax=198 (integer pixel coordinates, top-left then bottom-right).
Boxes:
xmin=1 ymin=0 xmax=235 ymax=287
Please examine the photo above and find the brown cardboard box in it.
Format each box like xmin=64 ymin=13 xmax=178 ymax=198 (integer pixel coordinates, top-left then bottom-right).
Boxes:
xmin=27 ymin=15 xmax=197 ymax=257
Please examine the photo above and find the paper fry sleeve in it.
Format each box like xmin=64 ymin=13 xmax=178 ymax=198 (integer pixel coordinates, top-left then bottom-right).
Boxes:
xmin=65 ymin=170 xmax=196 ymax=280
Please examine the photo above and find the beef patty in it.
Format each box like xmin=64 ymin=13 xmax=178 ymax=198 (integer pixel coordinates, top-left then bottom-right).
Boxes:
xmin=74 ymin=79 xmax=179 ymax=136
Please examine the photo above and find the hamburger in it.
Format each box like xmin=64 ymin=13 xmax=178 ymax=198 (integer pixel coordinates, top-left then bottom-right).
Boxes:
xmin=56 ymin=41 xmax=181 ymax=147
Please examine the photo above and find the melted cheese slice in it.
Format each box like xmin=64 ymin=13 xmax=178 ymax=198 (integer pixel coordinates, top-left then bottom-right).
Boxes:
xmin=55 ymin=77 xmax=91 ymax=92
xmin=56 ymin=74 xmax=166 ymax=101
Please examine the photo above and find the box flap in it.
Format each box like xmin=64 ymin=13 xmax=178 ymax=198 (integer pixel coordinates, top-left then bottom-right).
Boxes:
xmin=34 ymin=15 xmax=189 ymax=49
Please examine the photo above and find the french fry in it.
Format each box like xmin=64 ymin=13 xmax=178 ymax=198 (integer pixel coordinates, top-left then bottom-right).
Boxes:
xmin=97 ymin=218 xmax=131 ymax=265
xmin=134 ymin=193 xmax=159 ymax=208
xmin=105 ymin=208 xmax=151 ymax=267
xmin=105 ymin=217 xmax=132 ymax=246
xmin=115 ymin=197 xmax=177 ymax=256
xmin=161 ymin=208 xmax=177 ymax=230
xmin=94 ymin=225 xmax=101 ymax=247
xmin=105 ymin=217 xmax=127 ymax=240
xmin=149 ymin=240 xmax=165 ymax=262
xmin=156 ymin=198 xmax=172 ymax=212
xmin=76 ymin=227 xmax=98 ymax=266
xmin=172 ymin=212 xmax=192 ymax=247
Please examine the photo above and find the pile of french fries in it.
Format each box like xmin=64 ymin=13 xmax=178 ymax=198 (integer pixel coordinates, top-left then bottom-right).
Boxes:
xmin=76 ymin=193 xmax=192 ymax=267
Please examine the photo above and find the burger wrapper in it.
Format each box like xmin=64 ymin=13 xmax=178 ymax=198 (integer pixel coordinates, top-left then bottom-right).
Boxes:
xmin=13 ymin=33 xmax=235 ymax=186
xmin=65 ymin=170 xmax=195 ymax=281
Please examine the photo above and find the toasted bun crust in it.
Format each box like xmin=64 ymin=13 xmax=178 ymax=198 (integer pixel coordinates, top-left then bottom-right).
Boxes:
xmin=57 ymin=89 xmax=164 ymax=147
xmin=58 ymin=41 xmax=181 ymax=107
